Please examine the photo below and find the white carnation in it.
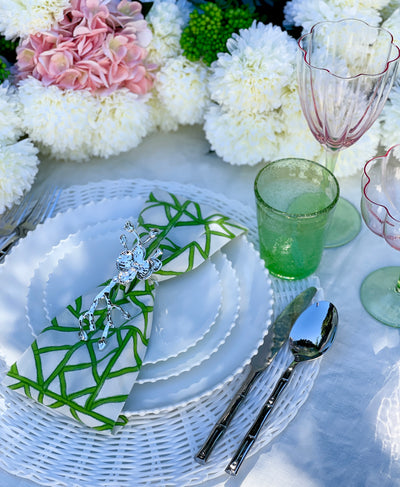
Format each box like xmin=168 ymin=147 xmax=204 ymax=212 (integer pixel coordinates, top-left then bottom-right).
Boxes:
xmin=146 ymin=0 xmax=191 ymax=65
xmin=209 ymin=22 xmax=297 ymax=113
xmin=204 ymin=104 xmax=283 ymax=166
xmin=0 ymin=139 xmax=39 ymax=213
xmin=174 ymin=0 xmax=192 ymax=24
xmin=275 ymin=85 xmax=323 ymax=161
xmin=90 ymin=90 xmax=153 ymax=159
xmin=0 ymin=82 xmax=24 ymax=144
xmin=335 ymin=0 xmax=390 ymax=9
xmin=380 ymin=83 xmax=400 ymax=149
xmin=204 ymin=72 xmax=381 ymax=175
xmin=265 ymin=120 xmax=380 ymax=178
xmin=382 ymin=8 xmax=400 ymax=48
xmin=292 ymin=121 xmax=382 ymax=178
xmin=284 ymin=0 xmax=382 ymax=32
xmin=148 ymin=91 xmax=180 ymax=132
xmin=156 ymin=56 xmax=209 ymax=125
xmin=0 ymin=0 xmax=70 ymax=38
xmin=18 ymin=77 xmax=152 ymax=162
xmin=333 ymin=121 xmax=381 ymax=178
xmin=18 ymin=78 xmax=97 ymax=160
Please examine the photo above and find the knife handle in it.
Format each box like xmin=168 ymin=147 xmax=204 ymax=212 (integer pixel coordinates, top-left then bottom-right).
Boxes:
xmin=194 ymin=367 xmax=263 ymax=464
xmin=225 ymin=361 xmax=297 ymax=476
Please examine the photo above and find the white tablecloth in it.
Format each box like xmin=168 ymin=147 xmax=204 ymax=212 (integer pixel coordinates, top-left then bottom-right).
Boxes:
xmin=2 ymin=125 xmax=399 ymax=486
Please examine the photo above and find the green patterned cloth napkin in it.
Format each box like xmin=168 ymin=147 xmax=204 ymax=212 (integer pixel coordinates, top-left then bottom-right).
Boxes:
xmin=3 ymin=190 xmax=246 ymax=433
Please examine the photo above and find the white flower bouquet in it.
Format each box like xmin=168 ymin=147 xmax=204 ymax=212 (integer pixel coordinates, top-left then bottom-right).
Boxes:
xmin=0 ymin=0 xmax=393 ymax=177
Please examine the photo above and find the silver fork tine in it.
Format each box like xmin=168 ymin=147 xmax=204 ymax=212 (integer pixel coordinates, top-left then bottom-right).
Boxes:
xmin=28 ymin=187 xmax=60 ymax=227
xmin=0 ymin=187 xmax=61 ymax=259
xmin=0 ymin=191 xmax=35 ymax=233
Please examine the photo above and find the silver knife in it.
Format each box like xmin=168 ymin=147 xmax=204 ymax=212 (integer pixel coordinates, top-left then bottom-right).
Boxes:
xmin=194 ymin=286 xmax=317 ymax=464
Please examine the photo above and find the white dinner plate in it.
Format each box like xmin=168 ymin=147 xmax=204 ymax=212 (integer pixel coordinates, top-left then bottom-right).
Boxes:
xmin=37 ymin=223 xmax=271 ymax=413
xmin=27 ymin=213 xmax=239 ymax=382
xmin=39 ymin=229 xmax=271 ymax=413
xmin=0 ymin=193 xmax=273 ymax=414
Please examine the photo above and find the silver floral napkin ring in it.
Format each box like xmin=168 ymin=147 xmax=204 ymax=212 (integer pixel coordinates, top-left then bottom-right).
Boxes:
xmin=78 ymin=221 xmax=162 ymax=350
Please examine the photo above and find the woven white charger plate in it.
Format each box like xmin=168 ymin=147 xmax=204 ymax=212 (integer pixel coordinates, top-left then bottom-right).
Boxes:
xmin=0 ymin=179 xmax=322 ymax=487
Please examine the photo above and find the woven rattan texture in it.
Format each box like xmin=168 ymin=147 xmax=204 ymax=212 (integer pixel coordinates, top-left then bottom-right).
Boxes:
xmin=0 ymin=179 xmax=321 ymax=486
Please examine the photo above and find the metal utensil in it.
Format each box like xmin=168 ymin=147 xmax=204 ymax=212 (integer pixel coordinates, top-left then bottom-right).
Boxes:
xmin=0 ymin=187 xmax=61 ymax=260
xmin=0 ymin=191 xmax=35 ymax=238
xmin=225 ymin=300 xmax=338 ymax=476
xmin=195 ymin=286 xmax=317 ymax=464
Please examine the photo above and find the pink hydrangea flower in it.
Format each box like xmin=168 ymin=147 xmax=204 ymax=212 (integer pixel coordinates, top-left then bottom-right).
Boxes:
xmin=17 ymin=0 xmax=155 ymax=95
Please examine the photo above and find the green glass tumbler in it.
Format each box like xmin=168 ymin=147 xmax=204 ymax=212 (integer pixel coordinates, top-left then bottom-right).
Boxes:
xmin=254 ymin=158 xmax=339 ymax=280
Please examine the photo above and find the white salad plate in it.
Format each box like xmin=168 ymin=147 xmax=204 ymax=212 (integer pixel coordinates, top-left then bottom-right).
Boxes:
xmin=38 ymin=224 xmax=272 ymax=412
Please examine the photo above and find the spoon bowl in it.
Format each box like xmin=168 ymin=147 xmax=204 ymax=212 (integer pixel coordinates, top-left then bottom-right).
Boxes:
xmin=290 ymin=301 xmax=338 ymax=362
xmin=226 ymin=300 xmax=338 ymax=476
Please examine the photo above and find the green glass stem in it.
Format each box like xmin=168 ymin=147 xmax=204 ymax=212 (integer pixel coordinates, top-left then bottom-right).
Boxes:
xmin=325 ymin=149 xmax=340 ymax=173
xmin=322 ymin=147 xmax=362 ymax=247
xmin=360 ymin=266 xmax=400 ymax=327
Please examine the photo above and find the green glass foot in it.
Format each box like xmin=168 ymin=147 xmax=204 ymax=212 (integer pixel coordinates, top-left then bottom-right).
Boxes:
xmin=360 ymin=266 xmax=400 ymax=328
xmin=324 ymin=197 xmax=361 ymax=248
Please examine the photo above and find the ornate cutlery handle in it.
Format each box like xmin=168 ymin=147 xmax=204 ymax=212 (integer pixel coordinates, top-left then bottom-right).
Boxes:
xmin=225 ymin=361 xmax=297 ymax=476
xmin=195 ymin=367 xmax=264 ymax=464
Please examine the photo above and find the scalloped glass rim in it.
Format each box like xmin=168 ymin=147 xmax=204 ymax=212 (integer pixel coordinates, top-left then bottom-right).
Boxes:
xmin=362 ymin=144 xmax=400 ymax=243
xmin=298 ymin=18 xmax=400 ymax=80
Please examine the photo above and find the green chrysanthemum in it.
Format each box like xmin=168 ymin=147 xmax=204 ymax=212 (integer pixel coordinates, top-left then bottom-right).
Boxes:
xmin=180 ymin=2 xmax=254 ymax=66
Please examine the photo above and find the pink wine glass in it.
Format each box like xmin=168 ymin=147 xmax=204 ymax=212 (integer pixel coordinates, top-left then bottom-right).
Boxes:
xmin=361 ymin=144 xmax=400 ymax=327
xmin=297 ymin=18 xmax=400 ymax=247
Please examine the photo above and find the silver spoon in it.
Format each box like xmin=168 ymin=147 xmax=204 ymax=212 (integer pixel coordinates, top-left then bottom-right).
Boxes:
xmin=225 ymin=300 xmax=338 ymax=476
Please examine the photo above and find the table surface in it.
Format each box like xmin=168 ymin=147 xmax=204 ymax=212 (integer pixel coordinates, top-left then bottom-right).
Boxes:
xmin=2 ymin=125 xmax=400 ymax=487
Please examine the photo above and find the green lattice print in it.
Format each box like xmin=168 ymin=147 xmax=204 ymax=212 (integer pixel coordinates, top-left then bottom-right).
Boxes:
xmin=6 ymin=279 xmax=155 ymax=432
xmin=139 ymin=190 xmax=246 ymax=279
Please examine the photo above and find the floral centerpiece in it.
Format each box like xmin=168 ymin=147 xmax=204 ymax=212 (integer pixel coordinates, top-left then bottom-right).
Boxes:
xmin=9 ymin=0 xmax=155 ymax=162
xmin=0 ymin=0 xmax=399 ymax=211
